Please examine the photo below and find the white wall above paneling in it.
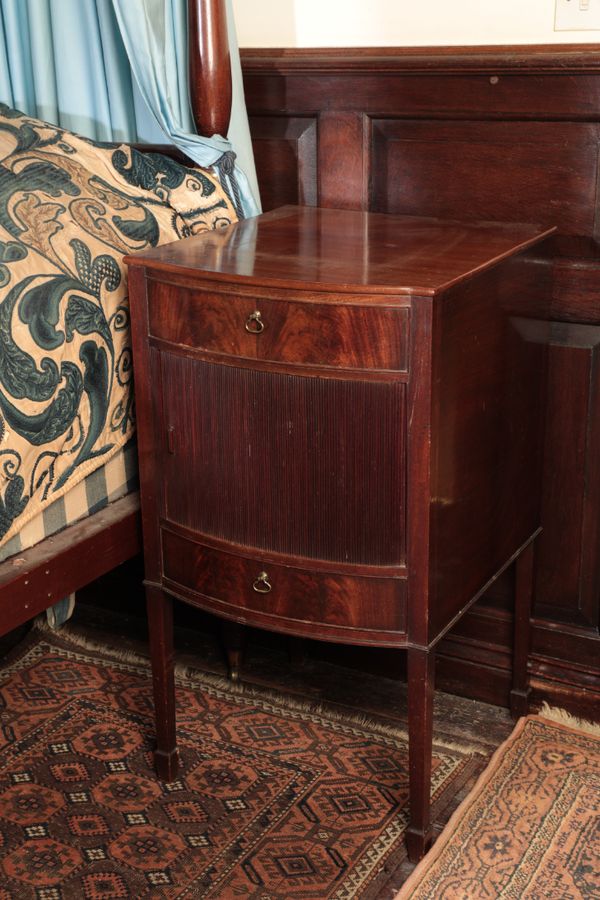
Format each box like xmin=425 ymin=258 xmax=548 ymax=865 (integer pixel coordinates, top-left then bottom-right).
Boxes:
xmin=231 ymin=0 xmax=600 ymax=47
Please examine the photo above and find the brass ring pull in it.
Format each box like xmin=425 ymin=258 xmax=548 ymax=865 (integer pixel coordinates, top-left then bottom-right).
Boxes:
xmin=252 ymin=571 xmax=271 ymax=594
xmin=245 ymin=310 xmax=265 ymax=334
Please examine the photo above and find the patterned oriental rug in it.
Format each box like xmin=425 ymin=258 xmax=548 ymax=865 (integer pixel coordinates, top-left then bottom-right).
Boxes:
xmin=0 ymin=627 xmax=487 ymax=899
xmin=397 ymin=710 xmax=600 ymax=899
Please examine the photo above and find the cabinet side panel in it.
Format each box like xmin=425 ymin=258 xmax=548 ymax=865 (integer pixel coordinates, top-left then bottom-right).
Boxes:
xmin=428 ymin=253 xmax=550 ymax=641
xmin=159 ymin=355 xmax=406 ymax=566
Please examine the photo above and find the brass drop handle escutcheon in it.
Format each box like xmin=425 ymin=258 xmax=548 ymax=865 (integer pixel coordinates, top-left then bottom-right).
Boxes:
xmin=252 ymin=571 xmax=272 ymax=594
xmin=245 ymin=310 xmax=265 ymax=334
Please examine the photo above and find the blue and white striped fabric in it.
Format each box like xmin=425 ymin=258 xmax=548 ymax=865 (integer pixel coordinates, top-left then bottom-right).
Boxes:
xmin=0 ymin=440 xmax=138 ymax=564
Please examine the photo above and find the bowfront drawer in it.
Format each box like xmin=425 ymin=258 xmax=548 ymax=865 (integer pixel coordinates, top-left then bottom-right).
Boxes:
xmin=148 ymin=281 xmax=409 ymax=372
xmin=161 ymin=529 xmax=407 ymax=643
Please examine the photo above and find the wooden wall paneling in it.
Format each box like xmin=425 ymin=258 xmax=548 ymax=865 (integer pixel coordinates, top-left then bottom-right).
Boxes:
xmin=535 ymin=323 xmax=600 ymax=629
xmin=552 ymin=260 xmax=600 ymax=322
xmin=370 ymin=120 xmax=600 ymax=236
xmin=244 ymin=67 xmax=600 ymax=120
xmin=241 ymin=46 xmax=600 ymax=718
xmin=532 ymin=621 xmax=600 ymax=686
xmin=318 ymin=112 xmax=370 ymax=210
xmin=249 ymin=116 xmax=317 ymax=210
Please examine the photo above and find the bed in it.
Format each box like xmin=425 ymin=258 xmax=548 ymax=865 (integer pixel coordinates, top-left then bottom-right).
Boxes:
xmin=0 ymin=0 xmax=236 ymax=638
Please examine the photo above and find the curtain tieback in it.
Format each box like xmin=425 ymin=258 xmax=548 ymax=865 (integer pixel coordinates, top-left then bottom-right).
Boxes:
xmin=216 ymin=150 xmax=244 ymax=219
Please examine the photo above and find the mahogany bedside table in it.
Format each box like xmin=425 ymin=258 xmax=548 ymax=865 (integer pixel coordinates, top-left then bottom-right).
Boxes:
xmin=126 ymin=206 xmax=553 ymax=861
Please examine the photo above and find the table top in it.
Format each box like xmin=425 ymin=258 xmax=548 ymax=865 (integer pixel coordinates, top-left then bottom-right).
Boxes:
xmin=127 ymin=205 xmax=555 ymax=296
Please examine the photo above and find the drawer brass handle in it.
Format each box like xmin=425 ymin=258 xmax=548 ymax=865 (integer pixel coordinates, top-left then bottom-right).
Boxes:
xmin=252 ymin=571 xmax=272 ymax=593
xmin=245 ymin=310 xmax=265 ymax=334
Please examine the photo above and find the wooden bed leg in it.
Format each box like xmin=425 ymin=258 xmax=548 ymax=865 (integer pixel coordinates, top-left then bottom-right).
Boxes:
xmin=146 ymin=586 xmax=179 ymax=781
xmin=510 ymin=541 xmax=535 ymax=719
xmin=406 ymin=646 xmax=435 ymax=863
xmin=222 ymin=620 xmax=245 ymax=683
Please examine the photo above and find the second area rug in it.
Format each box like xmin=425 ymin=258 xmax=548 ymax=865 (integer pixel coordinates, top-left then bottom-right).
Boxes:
xmin=397 ymin=709 xmax=600 ymax=899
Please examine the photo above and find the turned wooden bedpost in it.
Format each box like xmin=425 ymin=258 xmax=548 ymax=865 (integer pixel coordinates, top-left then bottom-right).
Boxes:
xmin=188 ymin=0 xmax=232 ymax=138
xmin=188 ymin=0 xmax=244 ymax=677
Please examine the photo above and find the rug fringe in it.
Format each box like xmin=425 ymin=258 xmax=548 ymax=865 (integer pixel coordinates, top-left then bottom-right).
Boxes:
xmin=174 ymin=660 xmax=415 ymax=742
xmin=174 ymin=660 xmax=486 ymax=755
xmin=32 ymin=619 xmax=485 ymax=755
xmin=32 ymin=617 xmax=152 ymax=670
xmin=33 ymin=621 xmax=415 ymax=745
xmin=538 ymin=702 xmax=600 ymax=737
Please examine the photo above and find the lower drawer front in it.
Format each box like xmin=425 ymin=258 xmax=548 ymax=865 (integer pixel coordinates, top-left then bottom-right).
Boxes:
xmin=161 ymin=530 xmax=406 ymax=640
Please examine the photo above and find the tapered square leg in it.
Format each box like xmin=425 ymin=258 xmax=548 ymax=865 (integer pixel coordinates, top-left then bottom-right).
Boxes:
xmin=510 ymin=541 xmax=535 ymax=719
xmin=146 ymin=586 xmax=179 ymax=781
xmin=406 ymin=646 xmax=435 ymax=863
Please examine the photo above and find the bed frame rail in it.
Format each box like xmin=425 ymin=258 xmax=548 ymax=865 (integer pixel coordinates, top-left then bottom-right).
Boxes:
xmin=0 ymin=0 xmax=231 ymax=640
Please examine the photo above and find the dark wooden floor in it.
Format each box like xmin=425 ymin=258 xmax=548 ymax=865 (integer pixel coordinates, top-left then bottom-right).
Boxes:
xmin=1 ymin=562 xmax=515 ymax=897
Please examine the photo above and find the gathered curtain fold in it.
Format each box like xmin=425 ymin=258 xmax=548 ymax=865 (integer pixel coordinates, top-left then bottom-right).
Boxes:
xmin=0 ymin=0 xmax=259 ymax=216
xmin=112 ymin=0 xmax=259 ymax=217
xmin=0 ymin=0 xmax=141 ymax=141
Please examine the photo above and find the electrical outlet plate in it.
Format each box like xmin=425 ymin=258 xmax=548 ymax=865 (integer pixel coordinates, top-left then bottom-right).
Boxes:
xmin=555 ymin=0 xmax=600 ymax=31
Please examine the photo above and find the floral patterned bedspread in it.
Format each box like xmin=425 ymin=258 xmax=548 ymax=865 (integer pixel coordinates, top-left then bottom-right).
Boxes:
xmin=0 ymin=105 xmax=236 ymax=548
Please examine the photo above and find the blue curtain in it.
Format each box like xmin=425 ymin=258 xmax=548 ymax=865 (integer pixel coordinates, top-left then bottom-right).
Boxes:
xmin=0 ymin=0 xmax=259 ymax=215
xmin=112 ymin=0 xmax=259 ymax=217
xmin=0 ymin=0 xmax=143 ymax=141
